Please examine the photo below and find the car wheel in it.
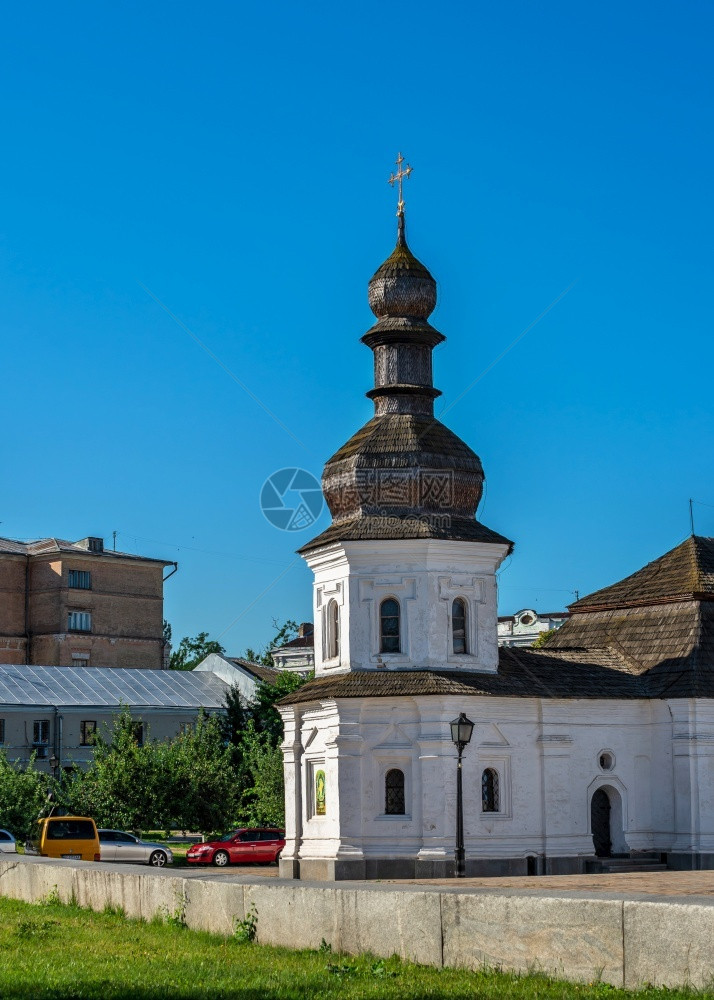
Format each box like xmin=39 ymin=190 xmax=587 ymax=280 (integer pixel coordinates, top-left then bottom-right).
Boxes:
xmin=213 ymin=850 xmax=230 ymax=867
xmin=149 ymin=850 xmax=168 ymax=867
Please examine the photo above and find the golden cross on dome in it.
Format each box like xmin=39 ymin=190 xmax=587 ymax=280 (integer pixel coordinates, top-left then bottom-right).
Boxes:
xmin=388 ymin=152 xmax=413 ymax=215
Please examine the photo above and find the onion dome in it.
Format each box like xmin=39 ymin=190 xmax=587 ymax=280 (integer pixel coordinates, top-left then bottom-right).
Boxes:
xmin=299 ymin=208 xmax=513 ymax=556
xmin=367 ymin=214 xmax=437 ymax=322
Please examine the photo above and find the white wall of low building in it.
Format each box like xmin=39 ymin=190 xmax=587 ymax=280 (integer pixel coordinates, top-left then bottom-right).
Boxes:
xmin=280 ymin=694 xmax=696 ymax=868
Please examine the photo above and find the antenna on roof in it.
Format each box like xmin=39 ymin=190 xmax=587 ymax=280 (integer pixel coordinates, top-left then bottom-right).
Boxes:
xmin=689 ymin=499 xmax=695 ymax=537
xmin=112 ymin=530 xmax=117 ymax=551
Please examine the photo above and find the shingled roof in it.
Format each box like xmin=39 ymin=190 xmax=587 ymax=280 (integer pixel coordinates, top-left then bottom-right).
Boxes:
xmin=570 ymin=536 xmax=714 ymax=611
xmin=299 ymin=514 xmax=513 ymax=553
xmin=280 ymin=645 xmax=645 ymax=705
xmin=540 ymin=536 xmax=714 ymax=698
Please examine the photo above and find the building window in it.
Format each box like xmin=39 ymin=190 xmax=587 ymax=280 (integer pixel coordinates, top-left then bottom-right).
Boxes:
xmin=68 ymin=611 xmax=92 ymax=632
xmin=481 ymin=768 xmax=499 ymax=812
xmin=132 ymin=722 xmax=144 ymax=747
xmin=33 ymin=720 xmax=50 ymax=758
xmin=72 ymin=653 xmax=90 ymax=668
xmin=0 ymin=719 xmax=5 ymax=745
xmin=452 ymin=598 xmax=468 ymax=654
xmin=80 ymin=721 xmax=97 ymax=746
xmin=380 ymin=598 xmax=400 ymax=654
xmin=326 ymin=599 xmax=340 ymax=659
xmin=68 ymin=570 xmax=91 ymax=590
xmin=385 ymin=768 xmax=405 ymax=815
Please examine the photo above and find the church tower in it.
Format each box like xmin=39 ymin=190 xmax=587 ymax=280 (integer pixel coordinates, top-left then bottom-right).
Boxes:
xmin=278 ymin=160 xmax=516 ymax=881
xmin=299 ymin=160 xmax=512 ymax=677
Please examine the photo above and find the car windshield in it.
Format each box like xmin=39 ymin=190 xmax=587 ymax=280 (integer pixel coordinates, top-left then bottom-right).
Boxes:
xmin=216 ymin=830 xmax=240 ymax=842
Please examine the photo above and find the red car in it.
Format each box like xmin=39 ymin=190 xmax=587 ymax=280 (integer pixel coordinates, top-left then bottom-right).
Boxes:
xmin=186 ymin=828 xmax=285 ymax=867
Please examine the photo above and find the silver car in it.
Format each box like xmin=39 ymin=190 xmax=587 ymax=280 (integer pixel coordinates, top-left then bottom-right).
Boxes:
xmin=0 ymin=829 xmax=16 ymax=853
xmin=98 ymin=830 xmax=173 ymax=867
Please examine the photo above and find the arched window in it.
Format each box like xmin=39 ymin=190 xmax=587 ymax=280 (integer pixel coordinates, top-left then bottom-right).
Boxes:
xmin=481 ymin=768 xmax=499 ymax=812
xmin=380 ymin=598 xmax=400 ymax=654
xmin=326 ymin=599 xmax=340 ymax=660
xmin=452 ymin=598 xmax=467 ymax=654
xmin=385 ymin=768 xmax=405 ymax=815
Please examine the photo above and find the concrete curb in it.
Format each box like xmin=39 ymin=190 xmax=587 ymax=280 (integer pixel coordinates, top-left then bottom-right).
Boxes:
xmin=2 ymin=858 xmax=713 ymax=988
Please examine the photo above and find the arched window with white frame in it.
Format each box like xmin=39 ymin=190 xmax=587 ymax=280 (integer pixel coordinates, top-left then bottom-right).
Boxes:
xmin=482 ymin=767 xmax=499 ymax=812
xmin=385 ymin=768 xmax=405 ymax=815
xmin=452 ymin=597 xmax=467 ymax=654
xmin=380 ymin=598 xmax=400 ymax=654
xmin=326 ymin=599 xmax=340 ymax=660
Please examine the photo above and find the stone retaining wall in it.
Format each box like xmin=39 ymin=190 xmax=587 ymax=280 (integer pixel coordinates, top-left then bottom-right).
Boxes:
xmin=1 ymin=858 xmax=713 ymax=989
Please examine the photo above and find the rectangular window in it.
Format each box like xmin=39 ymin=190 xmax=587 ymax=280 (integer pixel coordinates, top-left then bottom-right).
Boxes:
xmin=72 ymin=654 xmax=90 ymax=667
xmin=80 ymin=721 xmax=97 ymax=746
xmin=33 ymin=720 xmax=50 ymax=757
xmin=68 ymin=611 xmax=92 ymax=632
xmin=68 ymin=570 xmax=91 ymax=590
xmin=0 ymin=719 xmax=5 ymax=745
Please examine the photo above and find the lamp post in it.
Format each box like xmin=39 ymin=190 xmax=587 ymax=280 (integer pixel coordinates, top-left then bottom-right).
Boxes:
xmin=48 ymin=754 xmax=59 ymax=782
xmin=450 ymin=712 xmax=474 ymax=878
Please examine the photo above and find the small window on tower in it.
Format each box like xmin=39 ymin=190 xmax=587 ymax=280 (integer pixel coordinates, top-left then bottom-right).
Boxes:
xmin=326 ymin=599 xmax=340 ymax=660
xmin=380 ymin=598 xmax=400 ymax=654
xmin=452 ymin=598 xmax=467 ymax=654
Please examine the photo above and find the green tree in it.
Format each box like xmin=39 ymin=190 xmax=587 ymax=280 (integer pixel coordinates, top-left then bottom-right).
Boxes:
xmin=532 ymin=628 xmax=557 ymax=648
xmin=169 ymin=631 xmax=225 ymax=671
xmin=0 ymin=753 xmax=48 ymax=840
xmin=164 ymin=712 xmax=241 ymax=834
xmin=238 ymin=725 xmax=286 ymax=828
xmin=251 ymin=671 xmax=311 ymax=747
xmin=61 ymin=709 xmax=170 ymax=832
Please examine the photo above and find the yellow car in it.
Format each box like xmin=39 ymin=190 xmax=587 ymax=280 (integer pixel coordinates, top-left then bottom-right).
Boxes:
xmin=26 ymin=816 xmax=100 ymax=862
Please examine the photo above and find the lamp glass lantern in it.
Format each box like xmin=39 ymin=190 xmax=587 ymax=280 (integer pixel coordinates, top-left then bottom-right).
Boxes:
xmin=450 ymin=713 xmax=474 ymax=749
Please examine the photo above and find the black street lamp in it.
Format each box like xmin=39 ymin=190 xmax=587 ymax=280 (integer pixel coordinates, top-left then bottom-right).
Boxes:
xmin=450 ymin=712 xmax=474 ymax=878
xmin=48 ymin=755 xmax=59 ymax=781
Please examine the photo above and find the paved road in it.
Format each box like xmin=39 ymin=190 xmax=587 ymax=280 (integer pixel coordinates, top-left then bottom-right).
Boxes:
xmin=388 ymin=869 xmax=714 ymax=896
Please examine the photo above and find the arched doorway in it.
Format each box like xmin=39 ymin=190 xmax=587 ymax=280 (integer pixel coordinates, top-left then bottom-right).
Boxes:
xmin=591 ymin=788 xmax=612 ymax=856
xmin=590 ymin=784 xmax=628 ymax=857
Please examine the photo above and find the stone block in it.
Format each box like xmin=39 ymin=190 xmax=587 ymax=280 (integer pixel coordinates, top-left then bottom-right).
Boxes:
xmin=244 ymin=882 xmax=338 ymax=950
xmin=441 ymin=892 xmax=624 ymax=986
xmin=624 ymin=900 xmax=714 ymax=989
xmin=335 ymin=887 xmax=443 ymax=966
xmin=0 ymin=858 xmax=75 ymax=904
xmin=184 ymin=879 xmax=245 ymax=935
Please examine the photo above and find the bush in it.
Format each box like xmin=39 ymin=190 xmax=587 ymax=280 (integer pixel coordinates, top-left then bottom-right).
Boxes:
xmin=0 ymin=753 xmax=47 ymax=840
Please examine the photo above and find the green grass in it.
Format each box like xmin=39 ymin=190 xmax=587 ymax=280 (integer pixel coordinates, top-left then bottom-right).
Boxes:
xmin=0 ymin=895 xmax=704 ymax=1000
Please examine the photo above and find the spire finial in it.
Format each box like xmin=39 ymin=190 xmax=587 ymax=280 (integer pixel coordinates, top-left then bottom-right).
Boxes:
xmin=388 ymin=152 xmax=413 ymax=217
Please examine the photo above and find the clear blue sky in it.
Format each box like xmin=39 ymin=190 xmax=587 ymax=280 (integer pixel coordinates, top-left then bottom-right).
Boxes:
xmin=2 ymin=1 xmax=712 ymax=655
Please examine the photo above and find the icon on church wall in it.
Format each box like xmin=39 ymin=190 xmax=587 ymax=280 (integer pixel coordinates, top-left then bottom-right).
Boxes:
xmin=260 ymin=468 xmax=324 ymax=531
xmin=315 ymin=769 xmax=326 ymax=815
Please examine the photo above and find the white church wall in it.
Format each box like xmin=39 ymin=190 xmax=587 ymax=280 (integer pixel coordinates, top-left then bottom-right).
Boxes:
xmin=669 ymin=699 xmax=714 ymax=856
xmin=281 ymin=694 xmax=686 ymax=873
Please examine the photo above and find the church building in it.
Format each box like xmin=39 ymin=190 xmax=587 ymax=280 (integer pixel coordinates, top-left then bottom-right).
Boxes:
xmin=278 ymin=164 xmax=714 ymax=880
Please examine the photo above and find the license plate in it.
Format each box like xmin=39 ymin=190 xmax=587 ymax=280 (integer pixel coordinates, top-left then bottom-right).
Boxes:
xmin=61 ymin=853 xmax=81 ymax=860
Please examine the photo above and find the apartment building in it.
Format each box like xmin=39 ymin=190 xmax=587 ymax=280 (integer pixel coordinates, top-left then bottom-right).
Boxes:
xmin=0 ymin=535 xmax=176 ymax=669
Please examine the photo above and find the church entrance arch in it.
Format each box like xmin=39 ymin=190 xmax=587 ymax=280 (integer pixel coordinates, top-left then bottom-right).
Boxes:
xmin=590 ymin=784 xmax=628 ymax=857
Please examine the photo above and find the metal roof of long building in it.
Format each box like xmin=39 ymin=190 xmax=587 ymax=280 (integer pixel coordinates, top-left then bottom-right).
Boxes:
xmin=0 ymin=665 xmax=228 ymax=710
